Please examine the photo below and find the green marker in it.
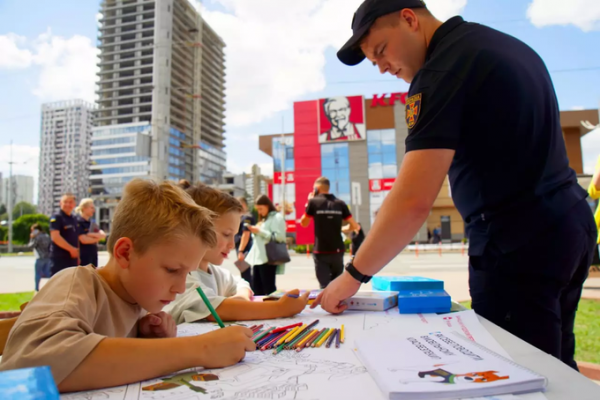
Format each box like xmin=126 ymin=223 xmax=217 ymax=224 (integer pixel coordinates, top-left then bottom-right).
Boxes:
xmin=195 ymin=287 xmax=225 ymax=328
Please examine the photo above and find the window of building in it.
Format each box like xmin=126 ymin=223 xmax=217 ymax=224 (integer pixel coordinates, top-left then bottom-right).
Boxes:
xmin=321 ymin=143 xmax=351 ymax=205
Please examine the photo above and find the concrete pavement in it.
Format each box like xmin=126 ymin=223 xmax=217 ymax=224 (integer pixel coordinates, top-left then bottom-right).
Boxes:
xmin=2 ymin=251 xmax=598 ymax=301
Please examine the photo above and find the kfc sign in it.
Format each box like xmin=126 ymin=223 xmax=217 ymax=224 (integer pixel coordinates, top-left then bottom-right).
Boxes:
xmin=273 ymin=171 xmax=295 ymax=184
xmin=371 ymin=92 xmax=408 ymax=108
xmin=369 ymin=178 xmax=395 ymax=192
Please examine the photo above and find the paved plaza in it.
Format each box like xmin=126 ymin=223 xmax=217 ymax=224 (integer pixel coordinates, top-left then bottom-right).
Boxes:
xmin=1 ymin=251 xmax=598 ymax=301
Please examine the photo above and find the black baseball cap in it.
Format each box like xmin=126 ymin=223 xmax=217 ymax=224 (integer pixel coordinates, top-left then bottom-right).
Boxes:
xmin=337 ymin=0 xmax=427 ymax=66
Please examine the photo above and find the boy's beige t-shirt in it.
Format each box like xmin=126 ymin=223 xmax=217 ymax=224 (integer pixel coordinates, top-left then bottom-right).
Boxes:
xmin=0 ymin=265 xmax=143 ymax=384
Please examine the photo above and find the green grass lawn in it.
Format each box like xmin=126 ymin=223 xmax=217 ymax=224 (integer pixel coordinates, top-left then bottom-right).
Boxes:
xmin=0 ymin=291 xmax=35 ymax=311
xmin=460 ymin=299 xmax=600 ymax=364
xmin=0 ymin=293 xmax=597 ymax=363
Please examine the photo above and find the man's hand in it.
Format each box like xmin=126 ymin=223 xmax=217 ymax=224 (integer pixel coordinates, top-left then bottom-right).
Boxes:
xmin=237 ymin=252 xmax=246 ymax=262
xmin=278 ymin=289 xmax=311 ymax=317
xmin=139 ymin=312 xmax=177 ymax=338
xmin=69 ymin=247 xmax=79 ymax=259
xmin=311 ymin=272 xmax=361 ymax=314
xmin=307 ymin=191 xmax=315 ymax=201
xmin=247 ymin=226 xmax=260 ymax=234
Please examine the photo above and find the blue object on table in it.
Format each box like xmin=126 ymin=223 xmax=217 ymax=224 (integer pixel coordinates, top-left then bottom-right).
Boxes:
xmin=397 ymin=289 xmax=451 ymax=314
xmin=0 ymin=366 xmax=59 ymax=399
xmin=372 ymin=276 xmax=444 ymax=292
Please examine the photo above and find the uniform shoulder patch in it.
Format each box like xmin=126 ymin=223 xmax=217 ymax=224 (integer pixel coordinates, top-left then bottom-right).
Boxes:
xmin=405 ymin=93 xmax=422 ymax=129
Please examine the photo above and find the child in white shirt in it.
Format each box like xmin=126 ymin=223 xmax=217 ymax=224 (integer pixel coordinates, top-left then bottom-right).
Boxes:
xmin=166 ymin=183 xmax=309 ymax=324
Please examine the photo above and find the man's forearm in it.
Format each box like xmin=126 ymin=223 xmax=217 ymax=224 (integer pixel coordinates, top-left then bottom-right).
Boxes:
xmin=239 ymin=232 xmax=250 ymax=252
xmin=58 ymin=337 xmax=198 ymax=393
xmin=52 ymin=234 xmax=76 ymax=252
xmin=79 ymin=235 xmax=99 ymax=245
xmin=207 ymin=299 xmax=287 ymax=322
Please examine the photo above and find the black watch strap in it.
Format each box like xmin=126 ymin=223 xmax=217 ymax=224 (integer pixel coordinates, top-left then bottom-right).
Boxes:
xmin=345 ymin=261 xmax=372 ymax=284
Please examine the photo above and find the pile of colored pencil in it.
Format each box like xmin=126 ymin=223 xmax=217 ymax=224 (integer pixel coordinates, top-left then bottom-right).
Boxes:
xmin=249 ymin=320 xmax=346 ymax=354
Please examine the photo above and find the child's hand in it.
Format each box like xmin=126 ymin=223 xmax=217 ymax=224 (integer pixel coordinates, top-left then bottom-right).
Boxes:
xmin=194 ymin=326 xmax=256 ymax=368
xmin=278 ymin=289 xmax=310 ymax=316
xmin=139 ymin=312 xmax=177 ymax=338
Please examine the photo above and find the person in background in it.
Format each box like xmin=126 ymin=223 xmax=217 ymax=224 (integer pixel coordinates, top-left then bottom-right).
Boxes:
xmin=245 ymin=195 xmax=286 ymax=296
xmin=235 ymin=196 xmax=256 ymax=286
xmin=588 ymin=155 xmax=600 ymax=269
xmin=49 ymin=193 xmax=79 ymax=276
xmin=28 ymin=223 xmax=52 ymax=292
xmin=346 ymin=222 xmax=365 ymax=259
xmin=166 ymin=185 xmax=308 ymax=323
xmin=76 ymin=198 xmax=107 ymax=268
xmin=300 ymin=177 xmax=360 ymax=289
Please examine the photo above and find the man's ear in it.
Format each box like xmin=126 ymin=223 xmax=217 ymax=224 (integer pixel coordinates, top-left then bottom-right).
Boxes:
xmin=113 ymin=237 xmax=134 ymax=269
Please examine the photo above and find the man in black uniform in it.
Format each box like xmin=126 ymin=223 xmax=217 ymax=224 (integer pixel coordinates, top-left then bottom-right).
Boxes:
xmin=313 ymin=0 xmax=596 ymax=370
xmin=49 ymin=193 xmax=80 ymax=276
xmin=235 ymin=196 xmax=256 ymax=285
xmin=300 ymin=177 xmax=359 ymax=288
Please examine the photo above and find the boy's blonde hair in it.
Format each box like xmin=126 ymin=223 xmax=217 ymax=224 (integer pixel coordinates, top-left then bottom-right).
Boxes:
xmin=107 ymin=179 xmax=217 ymax=255
xmin=185 ymin=183 xmax=243 ymax=216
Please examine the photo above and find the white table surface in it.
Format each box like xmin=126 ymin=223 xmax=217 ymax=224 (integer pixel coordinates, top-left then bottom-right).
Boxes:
xmin=479 ymin=316 xmax=600 ymax=399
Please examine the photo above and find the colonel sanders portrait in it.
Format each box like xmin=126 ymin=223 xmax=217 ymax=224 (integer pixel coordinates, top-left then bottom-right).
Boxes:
xmin=319 ymin=96 xmax=366 ymax=143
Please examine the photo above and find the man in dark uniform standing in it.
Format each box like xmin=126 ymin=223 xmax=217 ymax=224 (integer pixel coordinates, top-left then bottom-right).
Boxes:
xmin=300 ymin=177 xmax=359 ymax=288
xmin=313 ymin=0 xmax=596 ymax=370
xmin=49 ymin=193 xmax=80 ymax=276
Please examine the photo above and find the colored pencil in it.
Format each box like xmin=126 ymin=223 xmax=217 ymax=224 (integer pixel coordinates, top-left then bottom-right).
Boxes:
xmin=251 ymin=329 xmax=264 ymax=340
xmin=286 ymin=328 xmax=313 ymax=349
xmin=277 ymin=326 xmax=299 ymax=346
xmin=248 ymin=325 xmax=256 ymax=331
xmin=295 ymin=329 xmax=317 ymax=349
xmin=288 ymin=329 xmax=312 ymax=349
xmin=271 ymin=322 xmax=302 ymax=334
xmin=284 ymin=324 xmax=307 ymax=343
xmin=325 ymin=329 xmax=338 ymax=348
xmin=340 ymin=324 xmax=345 ymax=343
xmin=315 ymin=328 xmax=334 ymax=348
xmin=257 ymin=332 xmax=278 ymax=348
xmin=335 ymin=327 xmax=341 ymax=348
xmin=195 ymin=287 xmax=225 ymax=328
xmin=286 ymin=319 xmax=319 ymax=343
xmin=252 ymin=324 xmax=264 ymax=333
xmin=303 ymin=329 xmax=323 ymax=347
xmin=261 ymin=330 xmax=288 ymax=351
xmin=253 ymin=327 xmax=274 ymax=343
xmin=310 ymin=328 xmax=329 ymax=348
xmin=273 ymin=343 xmax=286 ymax=355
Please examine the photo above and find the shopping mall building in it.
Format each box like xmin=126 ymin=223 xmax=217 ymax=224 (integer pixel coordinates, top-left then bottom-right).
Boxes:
xmin=258 ymin=94 xmax=599 ymax=246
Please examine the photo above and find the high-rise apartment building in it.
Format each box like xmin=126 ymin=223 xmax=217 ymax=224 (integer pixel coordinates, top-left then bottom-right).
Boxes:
xmin=245 ymin=164 xmax=269 ymax=207
xmin=93 ymin=0 xmax=226 ymax=230
xmin=2 ymin=175 xmax=35 ymax=206
xmin=38 ymin=100 xmax=95 ymax=216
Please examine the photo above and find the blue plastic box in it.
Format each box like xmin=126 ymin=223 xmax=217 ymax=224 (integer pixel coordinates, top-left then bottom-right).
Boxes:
xmin=397 ymin=290 xmax=451 ymax=314
xmin=372 ymin=276 xmax=444 ymax=292
xmin=0 ymin=366 xmax=59 ymax=400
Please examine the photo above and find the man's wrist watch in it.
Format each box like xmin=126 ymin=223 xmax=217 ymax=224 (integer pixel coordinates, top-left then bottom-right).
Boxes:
xmin=345 ymin=260 xmax=372 ymax=284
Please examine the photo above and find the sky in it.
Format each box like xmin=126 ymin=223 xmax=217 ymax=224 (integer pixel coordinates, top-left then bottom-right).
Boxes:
xmin=0 ymin=0 xmax=599 ymax=205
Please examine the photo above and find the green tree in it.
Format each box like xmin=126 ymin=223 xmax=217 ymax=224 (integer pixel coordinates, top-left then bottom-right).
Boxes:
xmin=12 ymin=202 xmax=37 ymax=220
xmin=12 ymin=214 xmax=50 ymax=244
xmin=0 ymin=213 xmax=7 ymax=223
xmin=0 ymin=204 xmax=6 ymax=215
xmin=0 ymin=226 xmax=7 ymax=241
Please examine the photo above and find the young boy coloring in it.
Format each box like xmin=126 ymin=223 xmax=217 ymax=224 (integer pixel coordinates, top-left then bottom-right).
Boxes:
xmin=0 ymin=180 xmax=256 ymax=393
xmin=165 ymin=183 xmax=309 ymax=324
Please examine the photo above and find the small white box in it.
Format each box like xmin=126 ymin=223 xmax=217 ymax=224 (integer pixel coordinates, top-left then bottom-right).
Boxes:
xmin=346 ymin=291 xmax=399 ymax=311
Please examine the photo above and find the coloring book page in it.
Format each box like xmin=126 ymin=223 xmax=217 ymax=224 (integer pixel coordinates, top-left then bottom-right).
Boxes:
xmin=60 ymin=308 xmax=546 ymax=400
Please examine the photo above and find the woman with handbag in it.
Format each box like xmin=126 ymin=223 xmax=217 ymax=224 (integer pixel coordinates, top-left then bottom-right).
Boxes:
xmin=245 ymin=195 xmax=288 ymax=295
